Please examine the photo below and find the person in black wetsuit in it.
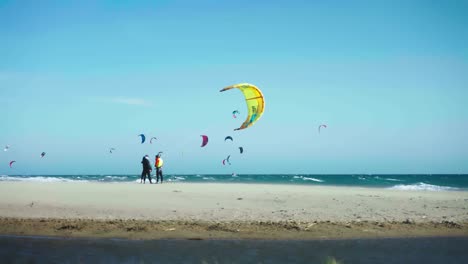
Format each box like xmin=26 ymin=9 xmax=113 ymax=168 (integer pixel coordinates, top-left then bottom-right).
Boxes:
xmin=140 ymin=155 xmax=153 ymax=184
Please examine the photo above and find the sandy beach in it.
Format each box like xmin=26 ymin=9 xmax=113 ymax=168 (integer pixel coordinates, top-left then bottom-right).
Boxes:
xmin=0 ymin=182 xmax=467 ymax=239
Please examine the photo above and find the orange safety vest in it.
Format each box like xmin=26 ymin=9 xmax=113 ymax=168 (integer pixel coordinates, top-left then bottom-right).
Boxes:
xmin=155 ymin=157 xmax=163 ymax=168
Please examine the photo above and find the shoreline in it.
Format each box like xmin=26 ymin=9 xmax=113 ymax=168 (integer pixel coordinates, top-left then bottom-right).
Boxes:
xmin=0 ymin=182 xmax=467 ymax=239
xmin=1 ymin=181 xmax=467 ymax=194
xmin=2 ymin=175 xmax=466 ymax=192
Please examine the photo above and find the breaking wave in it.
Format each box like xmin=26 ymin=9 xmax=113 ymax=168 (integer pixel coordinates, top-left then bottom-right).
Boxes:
xmin=388 ymin=182 xmax=459 ymax=191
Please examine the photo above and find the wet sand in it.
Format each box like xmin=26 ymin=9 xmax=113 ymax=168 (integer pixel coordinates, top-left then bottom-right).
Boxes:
xmin=0 ymin=182 xmax=467 ymax=239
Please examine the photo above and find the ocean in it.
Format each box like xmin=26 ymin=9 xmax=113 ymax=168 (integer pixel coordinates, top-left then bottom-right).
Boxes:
xmin=1 ymin=174 xmax=468 ymax=191
xmin=2 ymin=235 xmax=468 ymax=264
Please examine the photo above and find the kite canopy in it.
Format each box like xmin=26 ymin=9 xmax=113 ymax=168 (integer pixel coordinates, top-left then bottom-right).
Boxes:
xmin=139 ymin=134 xmax=146 ymax=144
xmin=225 ymin=136 xmax=233 ymax=142
xmin=200 ymin=135 xmax=209 ymax=147
xmin=109 ymin=148 xmax=115 ymax=154
xmin=4 ymin=145 xmax=9 ymax=152
xmin=220 ymin=83 xmax=265 ymax=131
xmin=318 ymin=124 xmax=327 ymax=133
xmin=239 ymin=147 xmax=244 ymax=154
xmin=232 ymin=110 xmax=240 ymax=118
xmin=222 ymin=155 xmax=231 ymax=165
xmin=40 ymin=152 xmax=46 ymax=158
xmin=150 ymin=137 xmax=157 ymax=144
xmin=9 ymin=160 xmax=15 ymax=168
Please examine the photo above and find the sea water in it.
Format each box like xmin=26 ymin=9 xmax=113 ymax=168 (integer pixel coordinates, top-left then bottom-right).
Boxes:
xmin=1 ymin=174 xmax=468 ymax=191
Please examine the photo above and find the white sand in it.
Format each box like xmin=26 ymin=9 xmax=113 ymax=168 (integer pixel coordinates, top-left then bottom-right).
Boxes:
xmin=0 ymin=182 xmax=467 ymax=223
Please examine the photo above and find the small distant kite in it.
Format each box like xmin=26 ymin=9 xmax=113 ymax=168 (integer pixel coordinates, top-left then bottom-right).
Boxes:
xmin=220 ymin=83 xmax=265 ymax=131
xmin=224 ymin=136 xmax=233 ymax=142
xmin=139 ymin=134 xmax=146 ymax=144
xmin=318 ymin=124 xmax=327 ymax=133
xmin=109 ymin=148 xmax=115 ymax=154
xmin=40 ymin=152 xmax=46 ymax=158
xmin=9 ymin=160 xmax=16 ymax=168
xmin=222 ymin=155 xmax=231 ymax=166
xmin=4 ymin=145 xmax=9 ymax=152
xmin=150 ymin=137 xmax=157 ymax=144
xmin=239 ymin=147 xmax=244 ymax=154
xmin=232 ymin=110 xmax=240 ymax=118
xmin=200 ymin=135 xmax=209 ymax=147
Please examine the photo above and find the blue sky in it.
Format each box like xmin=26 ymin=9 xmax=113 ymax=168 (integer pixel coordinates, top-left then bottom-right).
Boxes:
xmin=1 ymin=0 xmax=467 ymax=175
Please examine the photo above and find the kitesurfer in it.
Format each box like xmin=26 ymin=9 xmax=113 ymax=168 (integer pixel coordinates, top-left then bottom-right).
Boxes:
xmin=155 ymin=153 xmax=164 ymax=183
xmin=140 ymin=155 xmax=153 ymax=184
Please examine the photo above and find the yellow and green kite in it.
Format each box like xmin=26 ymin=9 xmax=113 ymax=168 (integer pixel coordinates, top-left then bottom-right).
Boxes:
xmin=220 ymin=83 xmax=265 ymax=131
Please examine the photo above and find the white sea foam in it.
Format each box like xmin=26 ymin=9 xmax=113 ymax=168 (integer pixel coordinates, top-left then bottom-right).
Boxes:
xmin=384 ymin=178 xmax=404 ymax=182
xmin=0 ymin=175 xmax=88 ymax=183
xmin=301 ymin=177 xmax=324 ymax=183
xmin=101 ymin=176 xmax=128 ymax=181
xmin=202 ymin=177 xmax=216 ymax=180
xmin=389 ymin=182 xmax=458 ymax=191
xmin=168 ymin=176 xmax=186 ymax=182
xmin=292 ymin=176 xmax=324 ymax=182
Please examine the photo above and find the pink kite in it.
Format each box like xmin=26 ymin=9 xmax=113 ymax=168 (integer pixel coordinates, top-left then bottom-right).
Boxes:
xmin=200 ymin=135 xmax=209 ymax=147
xmin=9 ymin=160 xmax=16 ymax=168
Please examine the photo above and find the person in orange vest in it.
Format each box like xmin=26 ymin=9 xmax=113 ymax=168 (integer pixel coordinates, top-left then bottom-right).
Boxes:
xmin=154 ymin=152 xmax=164 ymax=183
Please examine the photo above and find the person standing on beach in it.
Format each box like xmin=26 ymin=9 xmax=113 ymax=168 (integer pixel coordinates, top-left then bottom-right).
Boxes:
xmin=141 ymin=155 xmax=153 ymax=184
xmin=155 ymin=153 xmax=164 ymax=183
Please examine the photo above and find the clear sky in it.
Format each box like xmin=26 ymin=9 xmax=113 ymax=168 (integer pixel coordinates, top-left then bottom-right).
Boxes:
xmin=1 ymin=0 xmax=467 ymax=175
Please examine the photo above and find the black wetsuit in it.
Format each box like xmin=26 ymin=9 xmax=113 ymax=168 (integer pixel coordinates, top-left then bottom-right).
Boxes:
xmin=141 ymin=157 xmax=152 ymax=183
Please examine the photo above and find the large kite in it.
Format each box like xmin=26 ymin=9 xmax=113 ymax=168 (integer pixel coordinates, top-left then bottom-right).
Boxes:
xmin=139 ymin=134 xmax=146 ymax=144
xmin=200 ymin=135 xmax=209 ymax=147
xmin=225 ymin=136 xmax=233 ymax=142
xmin=220 ymin=83 xmax=265 ymax=131
xmin=9 ymin=160 xmax=15 ymax=168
